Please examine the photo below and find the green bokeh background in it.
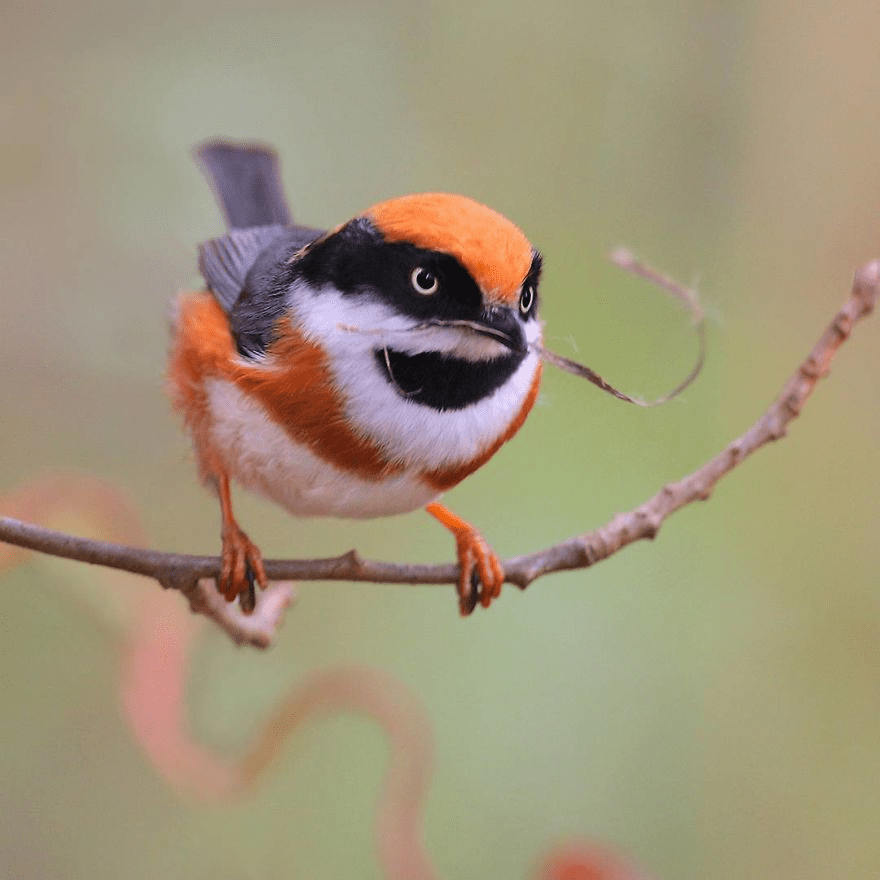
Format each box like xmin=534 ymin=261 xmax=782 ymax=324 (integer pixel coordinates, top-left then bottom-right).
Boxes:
xmin=2 ymin=2 xmax=879 ymax=878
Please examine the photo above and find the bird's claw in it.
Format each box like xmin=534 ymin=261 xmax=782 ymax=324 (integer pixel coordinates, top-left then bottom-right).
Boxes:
xmin=219 ymin=523 xmax=267 ymax=612
xmin=454 ymin=529 xmax=504 ymax=615
xmin=426 ymin=502 xmax=505 ymax=615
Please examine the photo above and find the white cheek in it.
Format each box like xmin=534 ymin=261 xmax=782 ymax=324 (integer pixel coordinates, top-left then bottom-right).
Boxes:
xmin=289 ymin=283 xmax=525 ymax=360
xmin=525 ymin=317 xmax=543 ymax=347
xmin=288 ymin=283 xmax=414 ymax=356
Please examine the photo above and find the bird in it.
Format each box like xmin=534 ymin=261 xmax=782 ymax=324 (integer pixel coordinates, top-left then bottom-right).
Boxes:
xmin=168 ymin=139 xmax=544 ymax=615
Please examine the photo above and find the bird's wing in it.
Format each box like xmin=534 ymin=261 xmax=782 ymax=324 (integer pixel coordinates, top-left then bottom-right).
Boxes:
xmin=199 ymin=225 xmax=326 ymax=356
xmin=198 ymin=225 xmax=288 ymax=312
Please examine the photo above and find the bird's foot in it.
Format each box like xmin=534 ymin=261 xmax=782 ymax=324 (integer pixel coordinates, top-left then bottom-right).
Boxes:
xmin=426 ymin=503 xmax=505 ymax=615
xmin=219 ymin=522 xmax=267 ymax=613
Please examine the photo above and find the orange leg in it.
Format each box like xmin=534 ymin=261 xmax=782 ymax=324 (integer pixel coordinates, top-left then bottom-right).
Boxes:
xmin=216 ymin=472 xmax=267 ymax=612
xmin=426 ymin=503 xmax=505 ymax=616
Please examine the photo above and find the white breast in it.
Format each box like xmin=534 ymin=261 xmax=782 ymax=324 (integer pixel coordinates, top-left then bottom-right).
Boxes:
xmin=204 ymin=379 xmax=440 ymax=519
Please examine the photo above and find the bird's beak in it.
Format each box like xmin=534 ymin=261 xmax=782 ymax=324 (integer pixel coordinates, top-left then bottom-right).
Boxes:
xmin=428 ymin=308 xmax=526 ymax=354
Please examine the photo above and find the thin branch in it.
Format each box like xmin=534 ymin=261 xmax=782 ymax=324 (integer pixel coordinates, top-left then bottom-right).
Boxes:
xmin=1 ymin=259 xmax=877 ymax=647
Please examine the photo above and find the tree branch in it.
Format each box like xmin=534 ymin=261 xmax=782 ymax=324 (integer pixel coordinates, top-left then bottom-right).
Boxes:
xmin=2 ymin=259 xmax=877 ymax=646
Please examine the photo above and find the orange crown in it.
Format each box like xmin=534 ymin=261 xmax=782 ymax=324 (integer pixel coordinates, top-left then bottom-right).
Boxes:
xmin=368 ymin=193 xmax=533 ymax=305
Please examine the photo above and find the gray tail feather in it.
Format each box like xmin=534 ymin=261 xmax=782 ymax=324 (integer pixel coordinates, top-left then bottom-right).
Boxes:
xmin=196 ymin=139 xmax=291 ymax=230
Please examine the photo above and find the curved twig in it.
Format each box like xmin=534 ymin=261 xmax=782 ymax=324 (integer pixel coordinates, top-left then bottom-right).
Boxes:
xmin=1 ymin=259 xmax=877 ymax=647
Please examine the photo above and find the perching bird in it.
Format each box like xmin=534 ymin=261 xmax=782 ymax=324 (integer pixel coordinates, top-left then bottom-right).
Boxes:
xmin=168 ymin=139 xmax=544 ymax=615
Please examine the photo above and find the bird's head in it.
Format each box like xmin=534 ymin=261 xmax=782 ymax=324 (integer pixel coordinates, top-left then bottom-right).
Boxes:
xmin=284 ymin=193 xmax=542 ymax=409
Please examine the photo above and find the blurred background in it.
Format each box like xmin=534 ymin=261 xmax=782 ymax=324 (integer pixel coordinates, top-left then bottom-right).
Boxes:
xmin=2 ymin=1 xmax=879 ymax=878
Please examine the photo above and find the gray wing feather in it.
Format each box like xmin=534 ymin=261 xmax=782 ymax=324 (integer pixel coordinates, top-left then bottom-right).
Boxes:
xmin=198 ymin=225 xmax=287 ymax=312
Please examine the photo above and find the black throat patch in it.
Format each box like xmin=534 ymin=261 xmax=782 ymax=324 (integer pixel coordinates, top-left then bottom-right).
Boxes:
xmin=375 ymin=348 xmax=524 ymax=411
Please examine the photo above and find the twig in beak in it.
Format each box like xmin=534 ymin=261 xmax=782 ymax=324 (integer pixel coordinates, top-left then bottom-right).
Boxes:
xmin=535 ymin=248 xmax=707 ymax=407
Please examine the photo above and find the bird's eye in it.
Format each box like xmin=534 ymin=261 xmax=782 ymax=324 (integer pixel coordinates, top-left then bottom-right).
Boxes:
xmin=410 ymin=267 xmax=439 ymax=295
xmin=520 ymin=284 xmax=535 ymax=315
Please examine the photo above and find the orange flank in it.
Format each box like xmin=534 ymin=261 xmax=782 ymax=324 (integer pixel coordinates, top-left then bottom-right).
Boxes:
xmin=168 ymin=292 xmax=400 ymax=481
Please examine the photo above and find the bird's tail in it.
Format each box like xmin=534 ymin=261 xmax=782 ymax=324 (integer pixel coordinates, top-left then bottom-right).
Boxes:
xmin=195 ymin=140 xmax=291 ymax=230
